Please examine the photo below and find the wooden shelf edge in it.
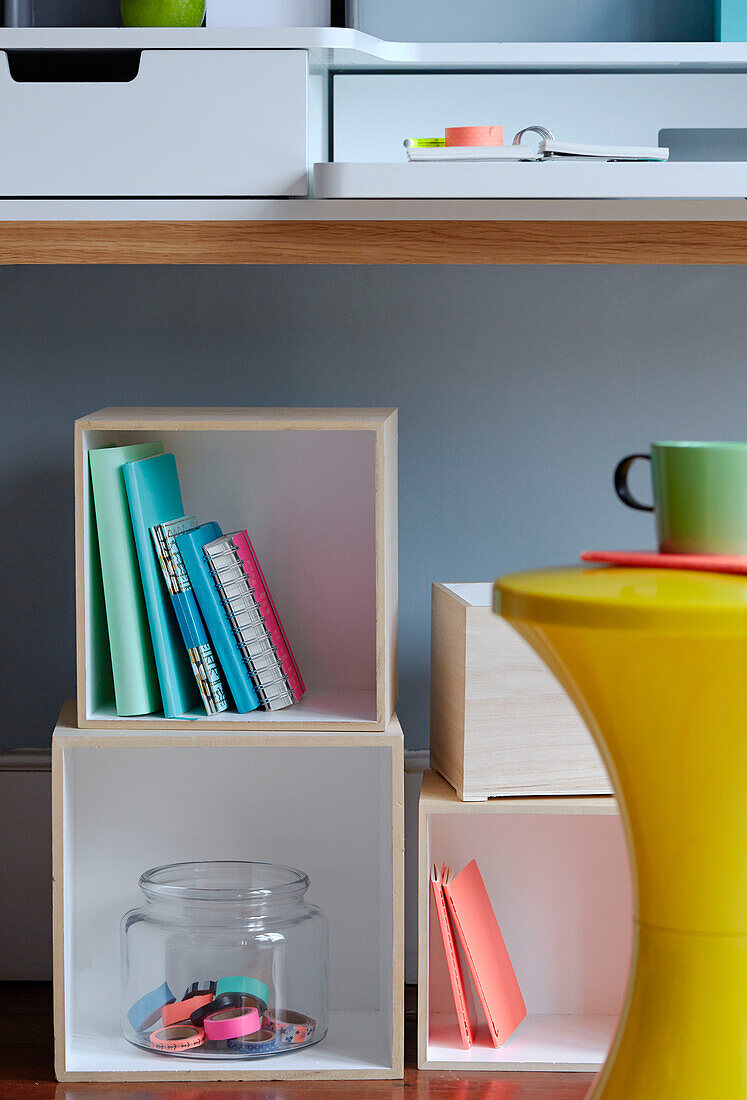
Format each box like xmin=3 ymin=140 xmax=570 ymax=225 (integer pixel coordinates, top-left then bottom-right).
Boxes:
xmin=2 ymin=219 xmax=747 ymax=264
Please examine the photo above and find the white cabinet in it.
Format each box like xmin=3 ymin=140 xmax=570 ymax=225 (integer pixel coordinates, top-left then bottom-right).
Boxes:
xmin=0 ymin=49 xmax=309 ymax=195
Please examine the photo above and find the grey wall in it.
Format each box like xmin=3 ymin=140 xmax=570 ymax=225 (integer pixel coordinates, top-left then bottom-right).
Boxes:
xmin=2 ymin=264 xmax=747 ymax=750
xmin=353 ymin=0 xmax=713 ymax=43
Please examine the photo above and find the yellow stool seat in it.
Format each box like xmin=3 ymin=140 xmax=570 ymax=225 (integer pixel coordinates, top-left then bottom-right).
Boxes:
xmin=496 ymin=566 xmax=747 ymax=1100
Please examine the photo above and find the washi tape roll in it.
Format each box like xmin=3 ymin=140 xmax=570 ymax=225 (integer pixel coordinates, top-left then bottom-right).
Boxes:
xmin=445 ymin=125 xmax=503 ymax=147
xmin=162 ymin=992 xmax=214 ymax=1027
xmin=262 ymin=1009 xmax=316 ymax=1045
xmin=183 ymin=980 xmax=216 ymax=999
xmin=190 ymin=991 xmax=266 ymax=1026
xmin=227 ymin=1028 xmax=281 ymax=1055
xmin=150 ymin=1023 xmax=205 ymax=1052
xmin=204 ymin=1006 xmax=261 ymax=1041
xmin=127 ymin=981 xmax=175 ymax=1033
xmin=215 ymin=976 xmax=270 ymax=1006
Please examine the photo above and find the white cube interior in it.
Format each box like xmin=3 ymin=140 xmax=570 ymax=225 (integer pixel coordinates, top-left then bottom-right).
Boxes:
xmin=427 ymin=809 xmax=632 ymax=1070
xmin=59 ymin=740 xmax=395 ymax=1076
xmin=81 ymin=428 xmax=376 ymax=725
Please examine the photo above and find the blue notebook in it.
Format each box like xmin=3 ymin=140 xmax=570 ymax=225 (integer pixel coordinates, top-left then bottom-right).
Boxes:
xmin=176 ymin=522 xmax=260 ymax=714
xmin=123 ymin=453 xmax=201 ymax=719
xmin=151 ymin=516 xmax=228 ymax=716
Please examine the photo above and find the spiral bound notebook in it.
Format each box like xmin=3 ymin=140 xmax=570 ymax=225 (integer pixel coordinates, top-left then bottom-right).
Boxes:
xmin=202 ymin=531 xmax=305 ymax=712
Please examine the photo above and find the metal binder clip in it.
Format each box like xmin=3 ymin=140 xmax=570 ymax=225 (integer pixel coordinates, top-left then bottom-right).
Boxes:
xmin=512 ymin=125 xmax=556 ymax=146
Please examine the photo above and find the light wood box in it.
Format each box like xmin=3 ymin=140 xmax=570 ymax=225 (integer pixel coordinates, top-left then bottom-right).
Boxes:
xmin=430 ymin=582 xmax=612 ymax=800
xmin=76 ymin=407 xmax=397 ymax=731
xmin=418 ymin=770 xmax=631 ymax=1072
xmin=52 ymin=702 xmax=404 ymax=1082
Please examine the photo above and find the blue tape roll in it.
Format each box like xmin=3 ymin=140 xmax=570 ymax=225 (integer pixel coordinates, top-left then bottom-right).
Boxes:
xmin=127 ymin=981 xmax=175 ymax=1033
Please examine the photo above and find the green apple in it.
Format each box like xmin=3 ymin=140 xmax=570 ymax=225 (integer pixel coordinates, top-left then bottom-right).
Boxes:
xmin=121 ymin=0 xmax=205 ymax=26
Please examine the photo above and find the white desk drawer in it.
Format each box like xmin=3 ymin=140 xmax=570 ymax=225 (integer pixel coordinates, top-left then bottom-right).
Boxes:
xmin=0 ymin=49 xmax=308 ymax=196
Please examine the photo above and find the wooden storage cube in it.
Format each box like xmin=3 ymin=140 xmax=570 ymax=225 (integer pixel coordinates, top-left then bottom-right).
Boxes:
xmin=0 ymin=49 xmax=308 ymax=196
xmin=430 ymin=583 xmax=611 ymax=799
xmin=52 ymin=703 xmax=404 ymax=1082
xmin=76 ymin=408 xmax=397 ymax=731
xmin=418 ymin=771 xmax=631 ymax=1071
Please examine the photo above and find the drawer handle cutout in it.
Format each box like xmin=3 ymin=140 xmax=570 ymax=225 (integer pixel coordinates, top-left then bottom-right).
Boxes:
xmin=6 ymin=50 xmax=141 ymax=82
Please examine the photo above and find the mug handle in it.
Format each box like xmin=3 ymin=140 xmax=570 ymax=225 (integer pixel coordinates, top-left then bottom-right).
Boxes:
xmin=614 ymin=454 xmax=654 ymax=512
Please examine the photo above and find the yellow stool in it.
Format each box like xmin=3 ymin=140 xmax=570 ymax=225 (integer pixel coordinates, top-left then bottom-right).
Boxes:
xmin=495 ymin=566 xmax=747 ymax=1100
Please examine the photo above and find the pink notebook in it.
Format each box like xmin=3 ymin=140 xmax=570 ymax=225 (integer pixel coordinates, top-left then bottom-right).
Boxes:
xmin=442 ymin=860 xmax=526 ymax=1048
xmin=581 ymin=549 xmax=747 ymax=575
xmin=430 ymin=865 xmax=475 ymax=1050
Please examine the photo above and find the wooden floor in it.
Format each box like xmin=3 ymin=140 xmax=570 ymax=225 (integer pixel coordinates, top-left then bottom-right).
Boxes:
xmin=3 ymin=983 xmax=595 ymax=1098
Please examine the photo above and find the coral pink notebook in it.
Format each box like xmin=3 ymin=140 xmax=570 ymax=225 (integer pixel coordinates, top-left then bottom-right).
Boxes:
xmin=581 ymin=550 xmax=747 ymax=575
xmin=430 ymin=865 xmax=475 ymax=1050
xmin=442 ymin=860 xmax=526 ymax=1048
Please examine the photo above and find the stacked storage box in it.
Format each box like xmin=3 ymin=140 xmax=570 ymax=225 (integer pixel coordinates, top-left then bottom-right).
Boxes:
xmin=53 ymin=408 xmax=404 ymax=1082
xmin=419 ymin=581 xmax=631 ymax=1071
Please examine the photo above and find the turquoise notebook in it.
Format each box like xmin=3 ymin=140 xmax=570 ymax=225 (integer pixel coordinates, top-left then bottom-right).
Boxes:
xmin=176 ymin=523 xmax=260 ymax=714
xmin=89 ymin=442 xmax=163 ymax=716
xmin=123 ymin=453 xmax=201 ymax=719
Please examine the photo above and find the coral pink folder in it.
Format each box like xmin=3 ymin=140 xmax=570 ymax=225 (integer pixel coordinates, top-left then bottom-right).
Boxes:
xmin=581 ymin=550 xmax=747 ymax=575
xmin=442 ymin=860 xmax=526 ymax=1048
xmin=430 ymin=865 xmax=475 ymax=1050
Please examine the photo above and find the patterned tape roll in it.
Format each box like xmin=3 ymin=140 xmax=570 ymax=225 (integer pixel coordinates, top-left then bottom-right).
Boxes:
xmin=227 ymin=1028 xmax=281 ymax=1055
xmin=215 ymin=976 xmax=270 ymax=1005
xmin=127 ymin=981 xmax=175 ymax=1033
xmin=190 ymin=991 xmax=266 ymax=1026
xmin=183 ymin=980 xmax=216 ymax=999
xmin=262 ymin=1009 xmax=316 ymax=1045
xmin=150 ymin=1024 xmax=205 ymax=1052
xmin=204 ymin=1006 xmax=261 ymax=1041
xmin=162 ymin=992 xmax=214 ymax=1027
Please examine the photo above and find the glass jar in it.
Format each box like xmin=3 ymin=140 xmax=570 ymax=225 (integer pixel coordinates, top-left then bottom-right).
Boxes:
xmin=121 ymin=861 xmax=328 ymax=1059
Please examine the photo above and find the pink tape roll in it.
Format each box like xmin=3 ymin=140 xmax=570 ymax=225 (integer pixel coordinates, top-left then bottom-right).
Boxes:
xmin=445 ymin=126 xmax=503 ymax=147
xmin=203 ymin=1006 xmax=261 ymax=1041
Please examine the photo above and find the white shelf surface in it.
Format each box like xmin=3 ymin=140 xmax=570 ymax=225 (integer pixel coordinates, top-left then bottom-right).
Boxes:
xmin=67 ymin=1011 xmax=393 ymax=1077
xmin=425 ymin=1013 xmax=617 ymax=1071
xmin=1 ymin=198 xmax=744 ymax=222
xmin=86 ymin=689 xmax=378 ymax=730
xmin=315 ymin=161 xmax=747 ymax=200
xmin=1 ymin=29 xmax=747 ymax=73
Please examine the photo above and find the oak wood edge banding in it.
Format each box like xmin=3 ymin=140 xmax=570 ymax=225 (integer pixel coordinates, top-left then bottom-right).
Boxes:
xmin=1 ymin=221 xmax=747 ymax=264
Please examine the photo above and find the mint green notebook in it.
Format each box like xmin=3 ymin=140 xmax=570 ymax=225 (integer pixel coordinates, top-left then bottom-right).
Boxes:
xmin=123 ymin=452 xmax=201 ymax=719
xmin=89 ymin=442 xmax=163 ymax=716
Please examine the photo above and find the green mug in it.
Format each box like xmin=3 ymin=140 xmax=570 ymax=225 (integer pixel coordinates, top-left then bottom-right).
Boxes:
xmin=614 ymin=441 xmax=747 ymax=555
